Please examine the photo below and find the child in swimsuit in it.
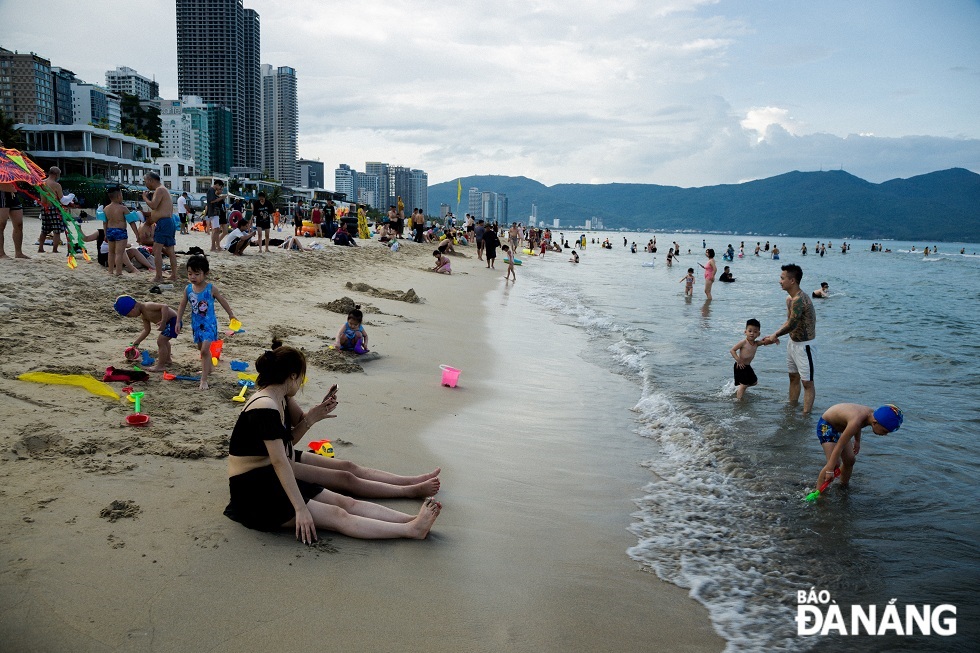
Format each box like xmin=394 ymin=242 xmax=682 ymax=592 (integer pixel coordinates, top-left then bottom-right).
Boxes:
xmin=432 ymin=249 xmax=452 ymax=275
xmin=812 ymin=403 xmax=903 ymax=493
xmin=680 ymin=268 xmax=695 ymax=296
xmin=176 ymin=254 xmax=238 ymax=390
xmin=114 ymin=294 xmax=179 ymax=372
xmin=729 ymin=318 xmax=778 ymax=400
xmin=335 ymin=307 xmax=369 ymax=353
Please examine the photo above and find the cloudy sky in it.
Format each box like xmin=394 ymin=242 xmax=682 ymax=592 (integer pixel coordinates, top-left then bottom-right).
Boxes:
xmin=2 ymin=0 xmax=978 ymax=187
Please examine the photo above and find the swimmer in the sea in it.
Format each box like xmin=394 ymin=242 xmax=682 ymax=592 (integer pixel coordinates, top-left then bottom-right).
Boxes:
xmin=812 ymin=282 xmax=830 ymax=298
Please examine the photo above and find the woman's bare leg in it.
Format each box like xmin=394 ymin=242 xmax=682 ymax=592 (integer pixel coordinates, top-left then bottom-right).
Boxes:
xmin=296 ymin=451 xmax=439 ymax=486
xmin=291 ymin=460 xmax=439 ymax=499
xmin=310 ymin=489 xmax=413 ymax=523
xmin=293 ymin=497 xmax=441 ymax=539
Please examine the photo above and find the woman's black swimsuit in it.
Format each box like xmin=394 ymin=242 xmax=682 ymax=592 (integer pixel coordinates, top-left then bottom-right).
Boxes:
xmin=224 ymin=397 xmax=323 ymax=531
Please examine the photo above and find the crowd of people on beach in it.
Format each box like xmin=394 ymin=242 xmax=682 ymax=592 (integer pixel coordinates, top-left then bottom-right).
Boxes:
xmin=1 ymin=163 xmax=914 ymax=535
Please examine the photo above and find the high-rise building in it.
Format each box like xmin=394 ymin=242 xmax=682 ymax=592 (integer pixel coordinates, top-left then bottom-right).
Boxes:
xmin=365 ymin=162 xmax=390 ymax=207
xmin=389 ymin=165 xmax=412 ymax=210
xmin=409 ymin=169 xmax=428 ymax=215
xmin=51 ymin=67 xmax=76 ymax=125
xmin=297 ymin=158 xmax=325 ymax=188
xmin=71 ymin=82 xmax=121 ymax=130
xmin=176 ymin=0 xmax=261 ymax=170
xmin=182 ymin=96 xmax=212 ymax=175
xmin=105 ymin=66 xmax=160 ymax=101
xmin=355 ymin=172 xmax=380 ymax=208
xmin=158 ymin=100 xmax=194 ymax=160
xmin=335 ymin=164 xmax=355 ymax=201
xmin=241 ymin=9 xmax=262 ymax=172
xmin=0 ymin=47 xmax=54 ymax=125
xmin=468 ymin=187 xmax=481 ymax=217
xmin=261 ymin=64 xmax=298 ymax=185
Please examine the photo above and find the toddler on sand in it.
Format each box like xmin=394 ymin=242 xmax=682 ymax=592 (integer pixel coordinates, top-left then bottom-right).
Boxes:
xmin=176 ymin=254 xmax=237 ymax=390
xmin=114 ymin=295 xmax=179 ymax=371
xmin=336 ymin=307 xmax=369 ymax=353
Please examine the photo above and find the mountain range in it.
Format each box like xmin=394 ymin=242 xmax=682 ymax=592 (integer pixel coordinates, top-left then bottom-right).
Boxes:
xmin=427 ymin=168 xmax=980 ymax=242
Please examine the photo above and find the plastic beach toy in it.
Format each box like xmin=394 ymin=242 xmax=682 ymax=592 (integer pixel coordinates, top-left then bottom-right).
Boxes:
xmin=125 ymin=391 xmax=149 ymax=426
xmin=162 ymin=372 xmax=202 ymax=382
xmin=228 ymin=318 xmax=242 ymax=333
xmin=230 ymin=360 xmax=249 ymax=372
xmin=210 ymin=340 xmax=224 ymax=366
xmin=232 ymin=385 xmax=249 ymax=403
xmin=805 ymin=467 xmax=842 ymax=502
xmin=141 ymin=350 xmax=155 ymax=366
xmin=307 ymin=439 xmax=334 ymax=458
xmin=439 ymin=364 xmax=461 ymax=388
xmin=124 ymin=346 xmax=140 ymax=362
xmin=18 ymin=372 xmax=120 ymax=400
xmin=237 ymin=372 xmax=258 ymax=383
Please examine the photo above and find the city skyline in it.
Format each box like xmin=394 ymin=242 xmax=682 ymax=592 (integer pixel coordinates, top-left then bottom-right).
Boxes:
xmin=1 ymin=1 xmax=978 ymax=188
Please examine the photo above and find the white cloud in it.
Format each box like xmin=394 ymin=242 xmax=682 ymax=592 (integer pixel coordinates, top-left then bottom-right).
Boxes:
xmin=0 ymin=0 xmax=977 ymax=188
xmin=740 ymin=107 xmax=803 ymax=142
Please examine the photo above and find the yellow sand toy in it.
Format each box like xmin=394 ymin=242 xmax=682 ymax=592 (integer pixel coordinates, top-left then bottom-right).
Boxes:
xmin=307 ymin=439 xmax=334 ymax=458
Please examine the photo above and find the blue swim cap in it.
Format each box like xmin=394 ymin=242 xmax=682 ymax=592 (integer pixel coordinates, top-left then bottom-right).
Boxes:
xmin=873 ymin=404 xmax=904 ymax=432
xmin=114 ymin=295 xmax=137 ymax=316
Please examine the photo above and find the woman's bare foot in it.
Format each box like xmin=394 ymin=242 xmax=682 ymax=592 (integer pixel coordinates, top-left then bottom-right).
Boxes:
xmin=407 ymin=497 xmax=441 ymax=539
xmin=406 ymin=476 xmax=440 ymax=498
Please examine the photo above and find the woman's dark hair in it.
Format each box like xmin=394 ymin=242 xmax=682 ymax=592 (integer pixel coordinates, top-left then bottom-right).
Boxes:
xmin=255 ymin=338 xmax=306 ymax=388
xmin=186 ymin=254 xmax=209 ymax=274
xmin=348 ymin=306 xmax=363 ymax=322
xmin=433 ymin=250 xmax=441 ymax=257
xmin=706 ymin=248 xmax=715 ymax=258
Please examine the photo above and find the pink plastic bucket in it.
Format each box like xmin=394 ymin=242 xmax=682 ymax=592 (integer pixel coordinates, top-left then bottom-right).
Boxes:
xmin=439 ymin=364 xmax=461 ymax=388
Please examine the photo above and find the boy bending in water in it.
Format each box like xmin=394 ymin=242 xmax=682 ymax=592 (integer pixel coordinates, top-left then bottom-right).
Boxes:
xmin=114 ymin=295 xmax=178 ymax=371
xmin=729 ymin=318 xmax=777 ymax=399
xmin=814 ymin=403 xmax=903 ymax=491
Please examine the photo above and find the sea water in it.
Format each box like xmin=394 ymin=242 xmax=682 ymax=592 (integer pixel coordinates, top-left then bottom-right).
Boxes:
xmin=514 ymin=234 xmax=979 ymax=652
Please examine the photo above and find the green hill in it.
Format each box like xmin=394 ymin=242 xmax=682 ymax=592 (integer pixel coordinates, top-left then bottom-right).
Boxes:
xmin=429 ymin=168 xmax=980 ymax=242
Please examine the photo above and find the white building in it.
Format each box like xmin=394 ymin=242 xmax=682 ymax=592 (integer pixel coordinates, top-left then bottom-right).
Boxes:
xmin=71 ymin=83 xmax=121 ymax=130
xmin=158 ymin=99 xmax=194 ymax=160
xmin=157 ymin=157 xmax=197 ymax=193
xmin=17 ymin=123 xmax=159 ymax=183
xmin=335 ymin=164 xmax=355 ymax=202
xmin=105 ymin=66 xmax=159 ymax=101
xmin=553 ymin=218 xmax=560 ymax=228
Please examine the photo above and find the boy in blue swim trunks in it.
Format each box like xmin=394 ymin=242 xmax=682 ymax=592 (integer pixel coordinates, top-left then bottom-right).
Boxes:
xmin=114 ymin=295 xmax=179 ymax=371
xmin=813 ymin=403 xmax=904 ymax=492
xmin=103 ymin=186 xmax=131 ymax=276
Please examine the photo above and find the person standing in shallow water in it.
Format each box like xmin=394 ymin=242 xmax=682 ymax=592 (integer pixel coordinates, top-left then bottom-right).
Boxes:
xmin=761 ymin=263 xmax=816 ymax=414
xmin=701 ymin=248 xmax=717 ymax=300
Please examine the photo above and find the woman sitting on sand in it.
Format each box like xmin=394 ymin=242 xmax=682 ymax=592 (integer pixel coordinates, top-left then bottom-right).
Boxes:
xmin=224 ymin=341 xmax=441 ymax=543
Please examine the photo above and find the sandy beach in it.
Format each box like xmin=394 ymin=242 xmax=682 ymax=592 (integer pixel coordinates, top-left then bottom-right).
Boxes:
xmin=0 ymin=220 xmax=722 ymax=652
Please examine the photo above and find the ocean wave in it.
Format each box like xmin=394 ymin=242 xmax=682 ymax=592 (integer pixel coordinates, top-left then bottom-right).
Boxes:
xmin=627 ymin=390 xmax=812 ymax=652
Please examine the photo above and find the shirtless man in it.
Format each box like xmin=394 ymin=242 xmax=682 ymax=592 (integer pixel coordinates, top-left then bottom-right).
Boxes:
xmin=37 ymin=167 xmax=64 ymax=253
xmin=761 ymin=263 xmax=816 ymax=413
xmin=143 ymin=172 xmax=178 ymax=283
